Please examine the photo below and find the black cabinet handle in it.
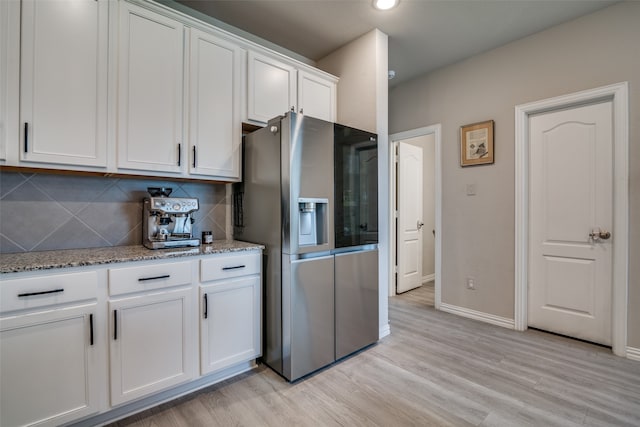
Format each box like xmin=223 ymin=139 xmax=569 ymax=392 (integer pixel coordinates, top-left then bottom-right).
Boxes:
xmin=177 ymin=143 xmax=181 ymax=166
xmin=24 ymin=123 xmax=28 ymax=153
xmin=113 ymin=310 xmax=118 ymax=340
xmin=18 ymin=288 xmax=64 ymax=297
xmin=203 ymin=294 xmax=208 ymax=319
xmin=192 ymin=146 xmax=196 ymax=168
xmin=89 ymin=314 xmax=94 ymax=346
xmin=138 ymin=274 xmax=170 ymax=282
xmin=222 ymin=265 xmax=246 ymax=271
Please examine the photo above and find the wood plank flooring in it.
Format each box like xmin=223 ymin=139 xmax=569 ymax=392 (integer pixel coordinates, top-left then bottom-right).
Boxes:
xmin=110 ymin=286 xmax=640 ymax=426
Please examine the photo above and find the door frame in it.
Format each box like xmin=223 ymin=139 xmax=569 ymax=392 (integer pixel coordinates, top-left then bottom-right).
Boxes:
xmin=389 ymin=124 xmax=442 ymax=308
xmin=514 ymin=82 xmax=629 ymax=356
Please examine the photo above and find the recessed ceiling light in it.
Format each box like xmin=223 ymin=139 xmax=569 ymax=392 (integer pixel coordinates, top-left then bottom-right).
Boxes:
xmin=373 ymin=0 xmax=399 ymax=11
xmin=388 ymin=70 xmax=396 ymax=80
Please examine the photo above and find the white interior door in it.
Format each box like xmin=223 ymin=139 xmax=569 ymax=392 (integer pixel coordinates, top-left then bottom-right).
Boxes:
xmin=528 ymin=101 xmax=613 ymax=345
xmin=397 ymin=141 xmax=423 ymax=293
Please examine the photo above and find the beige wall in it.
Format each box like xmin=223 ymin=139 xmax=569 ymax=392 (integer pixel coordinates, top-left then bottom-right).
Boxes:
xmin=318 ymin=29 xmax=391 ymax=337
xmin=317 ymin=30 xmax=379 ymax=133
xmin=389 ymin=2 xmax=640 ymax=347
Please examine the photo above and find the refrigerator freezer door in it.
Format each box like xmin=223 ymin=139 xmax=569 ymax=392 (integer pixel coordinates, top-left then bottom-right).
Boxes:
xmin=285 ymin=255 xmax=335 ymax=381
xmin=335 ymin=249 xmax=379 ymax=360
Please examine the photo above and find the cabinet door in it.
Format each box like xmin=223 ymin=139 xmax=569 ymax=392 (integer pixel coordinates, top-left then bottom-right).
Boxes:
xmin=117 ymin=2 xmax=184 ymax=173
xmin=189 ymin=29 xmax=243 ymax=180
xmin=200 ymin=276 xmax=261 ymax=375
xmin=109 ymin=288 xmax=195 ymax=406
xmin=0 ymin=304 xmax=99 ymax=427
xmin=247 ymin=51 xmax=297 ymax=124
xmin=19 ymin=0 xmax=108 ymax=167
xmin=298 ymin=70 xmax=336 ymax=122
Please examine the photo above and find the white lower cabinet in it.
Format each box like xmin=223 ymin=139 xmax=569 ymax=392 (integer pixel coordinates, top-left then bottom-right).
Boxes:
xmin=109 ymin=287 xmax=196 ymax=406
xmin=200 ymin=275 xmax=261 ymax=375
xmin=0 ymin=249 xmax=262 ymax=425
xmin=0 ymin=272 xmax=100 ymax=427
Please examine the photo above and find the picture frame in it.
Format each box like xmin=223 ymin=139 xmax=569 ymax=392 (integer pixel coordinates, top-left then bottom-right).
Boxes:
xmin=460 ymin=120 xmax=494 ymax=166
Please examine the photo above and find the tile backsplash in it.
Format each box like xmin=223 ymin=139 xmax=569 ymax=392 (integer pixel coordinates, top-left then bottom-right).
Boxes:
xmin=0 ymin=171 xmax=228 ymax=253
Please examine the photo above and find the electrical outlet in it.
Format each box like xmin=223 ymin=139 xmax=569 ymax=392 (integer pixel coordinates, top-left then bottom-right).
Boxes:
xmin=466 ymin=277 xmax=475 ymax=290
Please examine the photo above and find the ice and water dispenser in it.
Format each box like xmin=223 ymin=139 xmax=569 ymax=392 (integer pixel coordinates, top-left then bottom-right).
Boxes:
xmin=298 ymin=198 xmax=328 ymax=247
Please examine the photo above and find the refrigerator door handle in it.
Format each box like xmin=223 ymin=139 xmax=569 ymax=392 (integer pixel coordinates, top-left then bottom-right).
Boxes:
xmin=291 ymin=252 xmax=333 ymax=262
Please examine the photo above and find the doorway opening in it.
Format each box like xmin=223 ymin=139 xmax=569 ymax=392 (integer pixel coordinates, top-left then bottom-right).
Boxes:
xmin=389 ymin=124 xmax=442 ymax=308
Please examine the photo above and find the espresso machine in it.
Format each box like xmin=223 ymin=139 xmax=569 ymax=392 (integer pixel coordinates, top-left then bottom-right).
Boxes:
xmin=142 ymin=187 xmax=200 ymax=249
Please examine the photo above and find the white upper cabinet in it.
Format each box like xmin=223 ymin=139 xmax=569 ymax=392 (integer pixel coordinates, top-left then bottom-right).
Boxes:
xmin=4 ymin=0 xmax=337 ymax=179
xmin=189 ymin=28 xmax=243 ymax=180
xmin=247 ymin=51 xmax=297 ymax=124
xmin=117 ymin=1 xmax=184 ymax=173
xmin=247 ymin=51 xmax=337 ymax=124
xmin=19 ymin=0 xmax=108 ymax=167
xmin=298 ymin=69 xmax=337 ymax=123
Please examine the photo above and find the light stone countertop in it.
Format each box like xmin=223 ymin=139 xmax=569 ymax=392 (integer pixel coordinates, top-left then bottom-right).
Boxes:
xmin=0 ymin=240 xmax=264 ymax=274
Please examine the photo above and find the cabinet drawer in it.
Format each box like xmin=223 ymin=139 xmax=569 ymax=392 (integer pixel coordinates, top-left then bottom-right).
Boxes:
xmin=0 ymin=271 xmax=98 ymax=313
xmin=109 ymin=261 xmax=192 ymax=296
xmin=200 ymin=252 xmax=260 ymax=282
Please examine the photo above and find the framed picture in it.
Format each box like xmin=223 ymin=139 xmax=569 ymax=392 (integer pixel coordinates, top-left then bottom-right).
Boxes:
xmin=460 ymin=120 xmax=494 ymax=166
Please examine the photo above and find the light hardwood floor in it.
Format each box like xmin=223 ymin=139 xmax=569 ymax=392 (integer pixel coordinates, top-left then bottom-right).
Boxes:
xmin=110 ymin=286 xmax=640 ymax=426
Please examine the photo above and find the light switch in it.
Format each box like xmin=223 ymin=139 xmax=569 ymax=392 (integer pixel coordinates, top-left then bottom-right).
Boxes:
xmin=466 ymin=184 xmax=476 ymax=196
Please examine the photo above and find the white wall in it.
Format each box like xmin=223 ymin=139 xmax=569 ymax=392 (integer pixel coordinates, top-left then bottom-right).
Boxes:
xmin=318 ymin=29 xmax=390 ymax=337
xmin=389 ymin=1 xmax=640 ymax=345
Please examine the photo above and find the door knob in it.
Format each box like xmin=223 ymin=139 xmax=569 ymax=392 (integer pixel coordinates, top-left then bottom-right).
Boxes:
xmin=417 ymin=220 xmax=424 ymax=230
xmin=589 ymin=228 xmax=611 ymax=241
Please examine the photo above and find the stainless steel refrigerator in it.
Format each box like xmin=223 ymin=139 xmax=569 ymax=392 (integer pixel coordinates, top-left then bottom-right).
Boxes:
xmin=333 ymin=123 xmax=379 ymax=360
xmin=235 ymin=112 xmax=378 ymax=381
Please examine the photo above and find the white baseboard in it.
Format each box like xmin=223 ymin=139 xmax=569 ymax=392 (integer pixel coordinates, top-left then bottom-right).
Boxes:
xmin=422 ymin=273 xmax=435 ymax=283
xmin=379 ymin=323 xmax=391 ymax=339
xmin=627 ymin=346 xmax=640 ymax=361
xmin=439 ymin=302 xmax=515 ymax=330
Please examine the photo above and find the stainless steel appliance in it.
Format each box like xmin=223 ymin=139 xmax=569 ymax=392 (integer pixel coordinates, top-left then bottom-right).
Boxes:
xmin=334 ymin=123 xmax=379 ymax=360
xmin=142 ymin=187 xmax=200 ymax=249
xmin=235 ymin=112 xmax=379 ymax=381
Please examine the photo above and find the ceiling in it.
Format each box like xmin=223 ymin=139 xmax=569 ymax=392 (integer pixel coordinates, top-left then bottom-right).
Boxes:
xmin=175 ymin=0 xmax=617 ymax=87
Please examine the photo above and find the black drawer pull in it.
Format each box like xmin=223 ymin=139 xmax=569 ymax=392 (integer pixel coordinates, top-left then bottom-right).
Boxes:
xmin=203 ymin=294 xmax=208 ymax=319
xmin=89 ymin=314 xmax=94 ymax=346
xmin=24 ymin=122 xmax=29 ymax=153
xmin=138 ymin=274 xmax=170 ymax=282
xmin=222 ymin=265 xmax=246 ymax=271
xmin=113 ymin=310 xmax=118 ymax=340
xmin=17 ymin=288 xmax=64 ymax=297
